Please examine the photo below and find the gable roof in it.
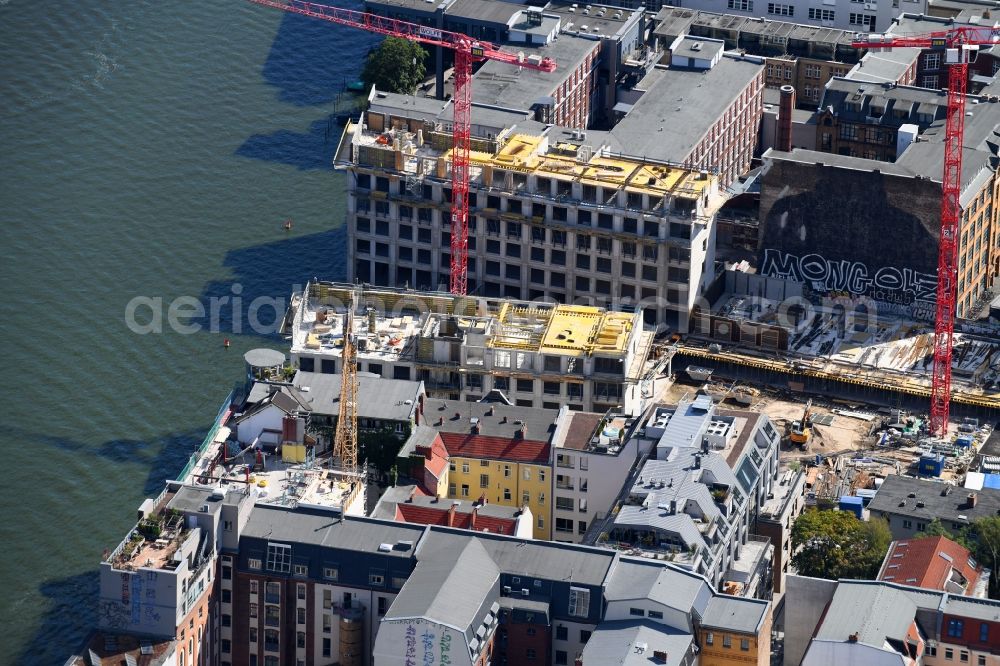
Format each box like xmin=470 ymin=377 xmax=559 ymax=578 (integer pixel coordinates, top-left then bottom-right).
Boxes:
xmin=439 ymin=432 xmax=551 ymax=465
xmin=814 ymin=583 xmax=918 ymax=647
xmin=877 ymin=536 xmax=981 ymax=592
xmin=869 ymin=475 xmax=1000 ymax=524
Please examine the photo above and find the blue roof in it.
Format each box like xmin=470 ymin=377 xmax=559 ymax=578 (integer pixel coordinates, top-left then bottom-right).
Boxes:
xmin=839 ymin=496 xmax=864 ymax=506
xmin=983 ymin=474 xmax=1000 ymax=490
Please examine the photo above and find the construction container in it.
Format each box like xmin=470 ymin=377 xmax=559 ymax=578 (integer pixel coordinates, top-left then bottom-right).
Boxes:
xmin=918 ymin=452 xmax=944 ymax=477
xmin=956 ymin=436 xmax=973 ymax=448
xmin=839 ymin=495 xmax=864 ymax=519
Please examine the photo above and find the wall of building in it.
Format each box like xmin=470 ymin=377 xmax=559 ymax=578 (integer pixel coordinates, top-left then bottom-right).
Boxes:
xmin=781 ymin=575 xmax=838 ymax=666
xmin=373 ymin=618 xmax=477 ymax=666
xmin=446 ymin=458 xmax=552 ymax=539
xmin=699 ymin=612 xmax=771 ymax=666
xmin=759 ymin=155 xmax=941 ymax=320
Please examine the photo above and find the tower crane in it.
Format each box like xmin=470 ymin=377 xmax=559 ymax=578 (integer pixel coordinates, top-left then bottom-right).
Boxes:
xmin=248 ymin=0 xmax=557 ymax=296
xmin=852 ymin=27 xmax=1000 ymax=437
xmin=334 ymin=299 xmax=359 ymax=474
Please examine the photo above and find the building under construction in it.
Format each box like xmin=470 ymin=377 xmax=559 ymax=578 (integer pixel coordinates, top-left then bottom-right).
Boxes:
xmin=283 ymin=281 xmax=669 ymax=414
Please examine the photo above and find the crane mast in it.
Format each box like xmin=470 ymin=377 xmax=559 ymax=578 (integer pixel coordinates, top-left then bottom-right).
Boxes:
xmin=853 ymin=28 xmax=998 ymax=436
xmin=334 ymin=303 xmax=358 ymax=474
xmin=247 ymin=0 xmax=556 ymax=295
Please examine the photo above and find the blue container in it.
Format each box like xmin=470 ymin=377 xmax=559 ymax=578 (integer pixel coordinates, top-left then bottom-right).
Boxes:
xmin=918 ymin=453 xmax=944 ymax=477
xmin=839 ymin=495 xmax=864 ymax=519
xmin=956 ymin=436 xmax=973 ymax=448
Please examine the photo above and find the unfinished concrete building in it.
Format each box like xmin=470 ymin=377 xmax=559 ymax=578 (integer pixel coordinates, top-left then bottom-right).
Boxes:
xmin=284 ymin=282 xmax=664 ymax=414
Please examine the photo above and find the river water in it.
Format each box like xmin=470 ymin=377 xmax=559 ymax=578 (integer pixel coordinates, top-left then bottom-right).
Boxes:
xmin=0 ymin=2 xmax=371 ymax=662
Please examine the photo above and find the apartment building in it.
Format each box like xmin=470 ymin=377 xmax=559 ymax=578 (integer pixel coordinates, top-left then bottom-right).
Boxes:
xmin=784 ymin=576 xmax=1000 ymax=666
xmin=815 ymin=79 xmax=945 ymax=160
xmin=285 ymin=282 xmax=661 ymax=414
xmin=98 ymin=483 xmax=255 ymax=666
xmin=753 ymin=467 xmax=806 ymax=594
xmin=869 ymin=474 xmax=1000 ymax=540
xmin=652 ymin=9 xmax=859 ymax=107
xmin=429 ymin=398 xmax=556 ymax=539
xmin=589 ymin=397 xmax=781 ymax=598
xmin=550 ymin=408 xmax=658 ymax=543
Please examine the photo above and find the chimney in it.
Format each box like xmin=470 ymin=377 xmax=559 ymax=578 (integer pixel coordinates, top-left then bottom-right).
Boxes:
xmin=473 ymin=423 xmax=481 ymax=434
xmin=501 ymin=415 xmax=508 ymax=424
xmin=575 ymin=657 xmax=584 ymax=666
xmin=968 ymin=492 xmax=978 ymax=508
xmin=487 ymin=405 xmax=495 ymax=416
xmin=470 ymin=506 xmax=478 ymax=530
xmin=447 ymin=501 xmax=457 ymax=527
xmin=778 ymin=84 xmax=796 ymax=152
xmin=437 ymin=416 xmax=444 ymax=427
xmin=848 ymin=632 xmax=859 ymax=643
xmin=517 ymin=424 xmax=527 ymax=439
xmin=414 ymin=407 xmax=421 ymax=426
xmin=694 ymin=453 xmax=701 ymax=469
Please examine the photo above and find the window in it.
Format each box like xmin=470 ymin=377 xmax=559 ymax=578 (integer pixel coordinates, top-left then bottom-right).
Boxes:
xmin=741 ymin=638 xmax=750 ymax=651
xmin=539 ymin=470 xmax=545 ymax=482
xmin=556 ymin=625 xmax=568 ymax=640
xmin=727 ymin=0 xmax=752 ymax=9
xmin=556 ymin=651 xmax=568 ymax=665
xmin=648 ymin=610 xmax=663 ymax=619
xmin=378 ymin=596 xmax=388 ymax=616
xmin=297 ymin=607 xmax=306 ymax=624
xmin=925 ymin=52 xmax=941 ymax=69
xmin=629 ymin=607 xmax=645 ymax=617
xmin=294 ymin=564 xmax=308 ymax=577
xmin=978 ymin=656 xmax=986 ymax=666
xmin=265 ymin=582 xmax=280 ymax=604
xmin=461 ymin=484 xmax=470 ymax=497
xmin=948 ymin=618 xmax=964 ymax=638
xmin=556 ymin=497 xmax=574 ymax=511
xmin=556 ymin=518 xmax=574 ymax=532
xmin=706 ymin=632 xmax=714 ymax=646
xmin=723 ymin=635 xmax=732 ymax=648
xmin=249 ymin=602 xmax=258 ymax=618
xmin=526 ymin=648 xmax=537 ymax=659
xmin=221 ymin=589 xmax=231 ymax=603
xmin=322 ymin=638 xmax=332 ymax=658
xmin=808 ymin=7 xmax=835 ymax=20
xmin=370 ymin=572 xmax=385 ymax=586
xmin=462 ymin=462 xmax=470 ymax=473
xmin=248 ymin=558 xmax=262 ymax=570
xmin=849 ymin=12 xmax=876 ymax=28
xmin=264 ymin=605 xmax=279 ymax=627
xmin=980 ymin=622 xmax=989 ymax=642
xmin=960 ymin=651 xmax=969 ymax=663
xmin=517 ymin=378 xmax=534 ymax=393
xmin=568 ymin=587 xmax=591 ymax=618
xmin=480 ymin=474 xmax=489 ymax=489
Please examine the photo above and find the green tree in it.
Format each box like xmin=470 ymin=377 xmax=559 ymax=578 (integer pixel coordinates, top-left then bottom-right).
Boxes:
xmin=361 ymin=37 xmax=427 ymax=95
xmin=791 ymin=509 xmax=891 ymax=580
xmin=915 ymin=517 xmax=968 ymax=544
xmin=968 ymin=516 xmax=1000 ymax=599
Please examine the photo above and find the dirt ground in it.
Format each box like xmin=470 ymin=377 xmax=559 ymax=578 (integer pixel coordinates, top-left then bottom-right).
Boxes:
xmin=656 ymin=378 xmax=877 ymax=459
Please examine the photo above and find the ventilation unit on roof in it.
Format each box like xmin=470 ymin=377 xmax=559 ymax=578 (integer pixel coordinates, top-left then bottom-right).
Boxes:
xmin=691 ymin=42 xmax=703 ymax=51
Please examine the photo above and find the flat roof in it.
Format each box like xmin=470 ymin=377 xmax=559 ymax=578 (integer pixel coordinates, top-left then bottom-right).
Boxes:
xmin=242 ymin=505 xmax=428 ymax=553
xmin=473 ymin=35 xmax=598 ymax=110
xmin=700 ymin=594 xmax=770 ymax=634
xmin=546 ymin=1 xmax=640 ymax=37
xmin=292 ymin=371 xmax=421 ymax=421
xmin=485 ymin=300 xmax=638 ymax=357
xmin=610 ymin=55 xmax=763 ymax=164
xmin=446 ymin=0 xmax=522 ymax=24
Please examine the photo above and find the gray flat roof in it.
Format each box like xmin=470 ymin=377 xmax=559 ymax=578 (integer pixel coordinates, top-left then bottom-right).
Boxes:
xmin=242 ymin=505 xmax=428 ymax=554
xmin=652 ymin=7 xmax=697 ymax=39
xmin=420 ymin=527 xmax=616 ymax=586
xmin=546 ymin=2 xmax=639 ymax=37
xmin=579 ymin=620 xmax=693 ymax=666
xmin=610 ymin=55 xmax=763 ymax=164
xmin=366 ymin=0 xmax=451 ymax=14
xmin=846 ymin=48 xmax=923 ymax=84
xmin=447 ymin=0 xmax=521 ymax=24
xmin=473 ymin=35 xmax=599 ymax=110
xmin=762 ymin=148 xmax=916 ymax=178
xmin=672 ymin=36 xmax=724 ymax=62
xmin=700 ymin=595 xmax=769 ymax=634
xmin=293 ymin=370 xmax=421 ymax=421
xmin=425 ymin=398 xmax=560 ymax=441
xmin=167 ymin=485 xmax=225 ymax=515
xmin=868 ymin=474 xmax=1000 ymax=524
xmin=244 ymin=348 xmax=286 ymax=368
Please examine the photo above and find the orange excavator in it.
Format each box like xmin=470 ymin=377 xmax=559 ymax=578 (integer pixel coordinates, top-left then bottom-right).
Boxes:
xmin=790 ymin=399 xmax=813 ymax=449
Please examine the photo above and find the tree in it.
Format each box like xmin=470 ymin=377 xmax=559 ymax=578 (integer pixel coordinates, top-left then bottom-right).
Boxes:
xmin=361 ymin=37 xmax=427 ymax=95
xmin=968 ymin=516 xmax=1000 ymax=599
xmin=791 ymin=509 xmax=891 ymax=581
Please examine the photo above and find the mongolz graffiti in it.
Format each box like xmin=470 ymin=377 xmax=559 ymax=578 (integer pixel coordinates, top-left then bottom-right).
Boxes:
xmin=761 ymin=249 xmax=937 ymax=308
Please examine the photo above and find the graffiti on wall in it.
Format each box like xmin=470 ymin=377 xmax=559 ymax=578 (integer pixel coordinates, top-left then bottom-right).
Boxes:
xmin=761 ymin=249 xmax=937 ymax=316
xmin=384 ymin=620 xmax=458 ymax=666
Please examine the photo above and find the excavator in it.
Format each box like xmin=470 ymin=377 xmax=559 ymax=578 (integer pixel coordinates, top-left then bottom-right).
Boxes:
xmin=790 ymin=399 xmax=813 ymax=449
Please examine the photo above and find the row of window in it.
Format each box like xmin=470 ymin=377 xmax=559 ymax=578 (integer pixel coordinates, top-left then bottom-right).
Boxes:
xmin=705 ymin=632 xmax=751 ymax=651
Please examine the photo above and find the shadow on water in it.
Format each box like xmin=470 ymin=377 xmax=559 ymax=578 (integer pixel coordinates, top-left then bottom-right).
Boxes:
xmin=16 ymin=427 xmax=207 ymax=496
xmin=194 ymin=226 xmax=348 ymax=338
xmin=236 ymin=114 xmax=344 ymax=170
xmin=261 ymin=8 xmax=375 ymax=107
xmin=16 ymin=570 xmax=100 ymax=666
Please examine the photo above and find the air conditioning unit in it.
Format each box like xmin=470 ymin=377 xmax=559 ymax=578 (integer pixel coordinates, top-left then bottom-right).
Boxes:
xmin=503 ymin=585 xmax=512 ymax=594
xmin=521 ymin=588 xmax=530 ymax=596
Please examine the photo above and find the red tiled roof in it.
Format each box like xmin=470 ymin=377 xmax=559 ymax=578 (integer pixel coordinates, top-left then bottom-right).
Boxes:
xmin=395 ymin=503 xmax=518 ymax=534
xmin=439 ymin=433 xmax=550 ymax=464
xmin=878 ymin=536 xmax=981 ymax=592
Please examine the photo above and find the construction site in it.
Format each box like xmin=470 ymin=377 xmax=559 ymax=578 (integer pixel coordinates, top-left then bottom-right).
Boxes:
xmin=662 ymin=365 xmax=997 ymax=510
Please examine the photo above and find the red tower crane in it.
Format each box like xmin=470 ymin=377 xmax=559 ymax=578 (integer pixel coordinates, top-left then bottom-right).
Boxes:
xmin=248 ymin=0 xmax=556 ymax=296
xmin=852 ymin=28 xmax=999 ymax=436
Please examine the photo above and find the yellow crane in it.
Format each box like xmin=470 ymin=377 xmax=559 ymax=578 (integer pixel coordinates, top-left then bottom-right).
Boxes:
xmin=333 ymin=298 xmax=358 ymax=474
xmin=790 ymin=399 xmax=813 ymax=448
